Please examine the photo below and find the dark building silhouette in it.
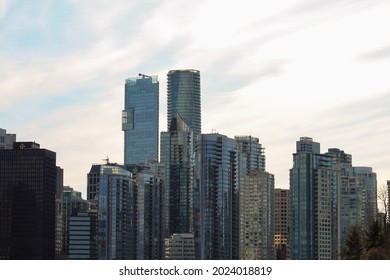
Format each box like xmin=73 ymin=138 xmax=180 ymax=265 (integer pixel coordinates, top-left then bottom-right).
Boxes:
xmin=0 ymin=142 xmax=56 ymax=259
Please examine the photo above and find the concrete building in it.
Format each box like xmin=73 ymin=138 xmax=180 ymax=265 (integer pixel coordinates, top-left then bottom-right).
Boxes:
xmin=240 ymin=169 xmax=274 ymax=259
xmin=164 ymin=233 xmax=195 ymax=260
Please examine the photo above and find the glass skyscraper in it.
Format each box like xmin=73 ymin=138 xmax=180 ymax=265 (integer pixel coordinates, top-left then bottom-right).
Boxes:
xmin=290 ymin=137 xmax=339 ymax=260
xmin=194 ymin=133 xmax=239 ymax=260
xmin=123 ymin=74 xmax=159 ymax=165
xmin=167 ymin=69 xmax=201 ymax=137
xmin=160 ymin=115 xmax=194 ymax=237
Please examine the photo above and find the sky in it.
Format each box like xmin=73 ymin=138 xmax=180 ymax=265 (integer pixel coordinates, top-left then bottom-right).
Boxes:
xmin=1 ymin=0 xmax=390 ymax=198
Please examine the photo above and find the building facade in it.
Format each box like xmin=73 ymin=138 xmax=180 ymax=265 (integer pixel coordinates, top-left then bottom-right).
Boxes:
xmin=96 ymin=164 xmax=135 ymax=259
xmin=274 ymin=188 xmax=290 ymax=259
xmin=290 ymin=137 xmax=339 ymax=260
xmin=123 ymin=74 xmax=159 ymax=165
xmin=240 ymin=169 xmax=275 ymax=259
xmin=194 ymin=133 xmax=239 ymax=260
xmin=167 ymin=69 xmax=201 ymax=137
xmin=160 ymin=115 xmax=194 ymax=237
xmin=0 ymin=142 xmax=56 ymax=259
xmin=164 ymin=233 xmax=195 ymax=260
xmin=235 ymin=135 xmax=266 ymax=175
xmin=0 ymin=128 xmax=16 ymax=150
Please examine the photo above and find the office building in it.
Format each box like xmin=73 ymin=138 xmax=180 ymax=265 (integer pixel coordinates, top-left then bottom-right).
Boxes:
xmin=274 ymin=188 xmax=290 ymax=260
xmin=194 ymin=133 xmax=239 ymax=259
xmin=290 ymin=137 xmax=339 ymax=260
xmin=68 ymin=211 xmax=97 ymax=260
xmin=0 ymin=142 xmax=56 ymax=259
xmin=123 ymin=74 xmax=159 ymax=165
xmin=167 ymin=69 xmax=201 ymax=137
xmin=240 ymin=169 xmax=274 ymax=259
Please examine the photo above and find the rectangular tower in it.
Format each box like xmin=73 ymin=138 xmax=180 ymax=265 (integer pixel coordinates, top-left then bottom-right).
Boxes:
xmin=0 ymin=142 xmax=56 ymax=259
xmin=290 ymin=137 xmax=339 ymax=260
xmin=123 ymin=74 xmax=159 ymax=165
xmin=194 ymin=133 xmax=239 ymax=260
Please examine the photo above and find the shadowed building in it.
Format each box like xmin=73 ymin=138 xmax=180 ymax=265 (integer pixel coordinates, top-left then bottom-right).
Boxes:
xmin=0 ymin=142 xmax=56 ymax=259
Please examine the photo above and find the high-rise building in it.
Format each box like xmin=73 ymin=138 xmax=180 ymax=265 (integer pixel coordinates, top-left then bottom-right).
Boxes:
xmin=0 ymin=142 xmax=56 ymax=259
xmin=290 ymin=137 xmax=339 ymax=260
xmin=325 ymin=148 xmax=365 ymax=257
xmin=240 ymin=169 xmax=274 ymax=260
xmin=235 ymin=135 xmax=266 ymax=175
xmin=123 ymin=74 xmax=159 ymax=165
xmin=274 ymin=188 xmax=290 ymax=260
xmin=160 ymin=115 xmax=194 ymax=236
xmin=167 ymin=69 xmax=201 ymax=137
xmin=194 ymin=133 xmax=239 ymax=260
xmin=126 ymin=164 xmax=164 ymax=260
xmin=0 ymin=128 xmax=16 ymax=150
xmin=353 ymin=166 xmax=377 ymax=227
xmin=57 ymin=186 xmax=90 ymax=258
xmin=95 ymin=164 xmax=135 ymax=259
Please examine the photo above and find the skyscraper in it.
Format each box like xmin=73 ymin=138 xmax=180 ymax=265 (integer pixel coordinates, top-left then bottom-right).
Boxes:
xmin=0 ymin=142 xmax=56 ymax=259
xmin=123 ymin=74 xmax=159 ymax=165
xmin=167 ymin=69 xmax=201 ymax=137
xmin=235 ymin=135 xmax=266 ymax=175
xmin=290 ymin=137 xmax=339 ymax=260
xmin=160 ymin=115 xmax=194 ymax=237
xmin=95 ymin=164 xmax=135 ymax=260
xmin=240 ymin=169 xmax=275 ymax=260
xmin=194 ymin=133 xmax=239 ymax=260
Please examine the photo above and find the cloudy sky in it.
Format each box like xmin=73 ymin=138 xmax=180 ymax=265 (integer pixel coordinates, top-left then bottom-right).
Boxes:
xmin=1 ymin=0 xmax=390 ymax=197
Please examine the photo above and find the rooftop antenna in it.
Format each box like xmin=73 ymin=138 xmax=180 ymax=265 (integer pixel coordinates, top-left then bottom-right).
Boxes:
xmin=102 ymin=156 xmax=110 ymax=164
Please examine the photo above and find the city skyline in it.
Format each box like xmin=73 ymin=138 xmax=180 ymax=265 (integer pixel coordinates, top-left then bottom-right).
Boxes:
xmin=1 ymin=0 xmax=390 ymax=197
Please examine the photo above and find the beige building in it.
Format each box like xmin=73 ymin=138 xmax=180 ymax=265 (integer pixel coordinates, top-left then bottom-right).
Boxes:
xmin=164 ymin=233 xmax=195 ymax=260
xmin=240 ymin=169 xmax=274 ymax=260
xmin=274 ymin=188 xmax=290 ymax=259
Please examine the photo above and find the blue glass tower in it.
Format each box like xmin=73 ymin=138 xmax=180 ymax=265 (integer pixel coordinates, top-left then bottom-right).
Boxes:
xmin=167 ymin=70 xmax=201 ymax=137
xmin=123 ymin=74 xmax=159 ymax=165
xmin=194 ymin=133 xmax=239 ymax=260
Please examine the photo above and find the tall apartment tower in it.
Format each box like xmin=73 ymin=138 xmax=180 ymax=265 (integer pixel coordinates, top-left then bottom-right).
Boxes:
xmin=95 ymin=164 xmax=135 ymax=260
xmin=240 ymin=169 xmax=275 ymax=259
xmin=194 ymin=133 xmax=239 ymax=260
xmin=274 ymin=188 xmax=290 ymax=260
xmin=290 ymin=137 xmax=339 ymax=260
xmin=0 ymin=142 xmax=57 ymax=259
xmin=123 ymin=74 xmax=159 ymax=165
xmin=167 ymin=69 xmax=201 ymax=137
xmin=160 ymin=115 xmax=194 ymax=237
xmin=235 ymin=135 xmax=266 ymax=175
xmin=353 ymin=166 xmax=377 ymax=227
